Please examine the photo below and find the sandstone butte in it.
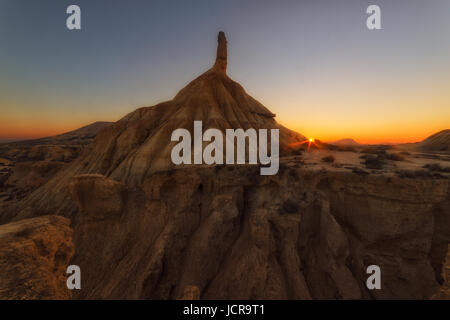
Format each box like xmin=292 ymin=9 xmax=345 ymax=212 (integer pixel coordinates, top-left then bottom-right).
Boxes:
xmin=0 ymin=32 xmax=448 ymax=300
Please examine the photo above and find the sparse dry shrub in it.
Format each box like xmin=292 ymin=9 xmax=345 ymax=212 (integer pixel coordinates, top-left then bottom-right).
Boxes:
xmin=423 ymin=163 xmax=450 ymax=173
xmin=322 ymin=155 xmax=335 ymax=163
xmin=363 ymin=156 xmax=385 ymax=170
xmin=396 ymin=169 xmax=432 ymax=178
xmin=360 ymin=148 xmax=378 ymax=154
xmin=342 ymin=146 xmax=356 ymax=152
xmin=387 ymin=153 xmax=405 ymax=161
xmin=352 ymin=167 xmax=369 ymax=175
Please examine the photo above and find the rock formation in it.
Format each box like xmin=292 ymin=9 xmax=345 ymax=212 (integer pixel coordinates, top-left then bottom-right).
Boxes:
xmin=331 ymin=138 xmax=360 ymax=146
xmin=0 ymin=216 xmax=74 ymax=299
xmin=0 ymin=32 xmax=448 ymax=300
xmin=0 ymin=31 xmax=304 ymax=223
xmin=214 ymin=31 xmax=227 ymax=73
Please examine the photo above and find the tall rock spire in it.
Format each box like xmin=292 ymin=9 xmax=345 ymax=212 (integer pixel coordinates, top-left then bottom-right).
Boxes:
xmin=214 ymin=31 xmax=227 ymax=73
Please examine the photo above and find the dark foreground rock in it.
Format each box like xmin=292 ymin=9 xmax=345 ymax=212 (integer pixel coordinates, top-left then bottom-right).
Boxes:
xmin=66 ymin=165 xmax=449 ymax=299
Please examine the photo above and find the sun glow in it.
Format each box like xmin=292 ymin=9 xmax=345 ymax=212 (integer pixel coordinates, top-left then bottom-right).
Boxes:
xmin=287 ymin=138 xmax=319 ymax=152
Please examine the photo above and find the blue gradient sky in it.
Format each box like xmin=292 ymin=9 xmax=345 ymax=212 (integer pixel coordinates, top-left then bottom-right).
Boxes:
xmin=1 ymin=0 xmax=449 ymax=142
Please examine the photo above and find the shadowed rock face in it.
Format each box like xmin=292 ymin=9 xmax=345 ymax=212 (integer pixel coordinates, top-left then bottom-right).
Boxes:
xmin=68 ymin=174 xmax=125 ymax=219
xmin=66 ymin=166 xmax=449 ymax=300
xmin=0 ymin=216 xmax=74 ymax=299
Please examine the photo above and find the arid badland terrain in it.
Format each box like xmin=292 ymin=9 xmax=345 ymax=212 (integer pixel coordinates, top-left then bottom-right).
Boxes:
xmin=0 ymin=32 xmax=449 ymax=300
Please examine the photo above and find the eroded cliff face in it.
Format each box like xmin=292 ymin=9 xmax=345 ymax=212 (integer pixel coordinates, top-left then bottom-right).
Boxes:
xmin=67 ymin=164 xmax=449 ymax=299
xmin=0 ymin=215 xmax=74 ymax=299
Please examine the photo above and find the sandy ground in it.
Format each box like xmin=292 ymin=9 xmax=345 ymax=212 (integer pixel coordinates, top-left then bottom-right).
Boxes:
xmin=282 ymin=147 xmax=450 ymax=178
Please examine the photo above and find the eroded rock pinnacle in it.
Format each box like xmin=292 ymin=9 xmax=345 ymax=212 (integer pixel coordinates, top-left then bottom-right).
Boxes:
xmin=214 ymin=31 xmax=227 ymax=73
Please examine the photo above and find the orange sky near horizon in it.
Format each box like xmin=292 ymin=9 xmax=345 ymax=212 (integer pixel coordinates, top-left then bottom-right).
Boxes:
xmin=0 ymin=102 xmax=447 ymax=144
xmin=1 ymin=62 xmax=449 ymax=144
xmin=0 ymin=105 xmax=115 ymax=140
xmin=1 ymin=68 xmax=449 ymax=144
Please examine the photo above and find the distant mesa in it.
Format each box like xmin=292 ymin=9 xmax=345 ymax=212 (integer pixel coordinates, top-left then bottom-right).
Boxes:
xmin=0 ymin=138 xmax=22 ymax=144
xmin=330 ymin=138 xmax=361 ymax=146
xmin=49 ymin=121 xmax=113 ymax=143
xmin=32 ymin=121 xmax=111 ymax=146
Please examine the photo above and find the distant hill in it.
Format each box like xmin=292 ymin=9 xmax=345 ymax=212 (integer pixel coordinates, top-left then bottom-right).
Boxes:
xmin=0 ymin=138 xmax=23 ymax=144
xmin=3 ymin=121 xmax=113 ymax=146
xmin=0 ymin=121 xmax=113 ymax=163
xmin=414 ymin=129 xmax=450 ymax=152
xmin=0 ymin=122 xmax=113 ymax=202
xmin=46 ymin=121 xmax=113 ymax=145
xmin=330 ymin=138 xmax=360 ymax=146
